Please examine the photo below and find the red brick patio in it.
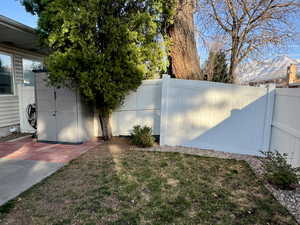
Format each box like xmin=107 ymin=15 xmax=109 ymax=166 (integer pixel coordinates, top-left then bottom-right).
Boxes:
xmin=0 ymin=137 xmax=100 ymax=163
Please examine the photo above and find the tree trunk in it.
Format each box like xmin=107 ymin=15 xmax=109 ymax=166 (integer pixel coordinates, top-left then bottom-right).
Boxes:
xmin=228 ymin=59 xmax=236 ymax=83
xmin=228 ymin=34 xmax=239 ymax=83
xmin=229 ymin=44 xmax=238 ymax=83
xmin=167 ymin=0 xmax=202 ymax=80
xmin=99 ymin=112 xmax=112 ymax=141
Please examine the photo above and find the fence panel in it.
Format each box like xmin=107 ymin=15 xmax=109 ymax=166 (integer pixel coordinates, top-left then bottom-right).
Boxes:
xmin=270 ymin=88 xmax=300 ymax=167
xmin=160 ymin=76 xmax=274 ymax=155
xmin=111 ymin=79 xmax=161 ymax=136
xmin=108 ymin=76 xmax=300 ymax=167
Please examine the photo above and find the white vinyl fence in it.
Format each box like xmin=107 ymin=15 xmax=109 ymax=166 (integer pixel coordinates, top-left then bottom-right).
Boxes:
xmin=111 ymin=79 xmax=162 ymax=136
xmin=111 ymin=75 xmax=300 ymax=167
xmin=270 ymin=88 xmax=300 ymax=167
xmin=160 ymin=76 xmax=275 ymax=155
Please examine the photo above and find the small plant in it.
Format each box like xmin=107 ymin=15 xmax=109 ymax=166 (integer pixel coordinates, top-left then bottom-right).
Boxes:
xmin=260 ymin=150 xmax=300 ymax=190
xmin=130 ymin=125 xmax=155 ymax=148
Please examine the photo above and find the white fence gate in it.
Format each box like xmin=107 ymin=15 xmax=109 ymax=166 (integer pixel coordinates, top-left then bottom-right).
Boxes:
xmin=270 ymin=88 xmax=300 ymax=167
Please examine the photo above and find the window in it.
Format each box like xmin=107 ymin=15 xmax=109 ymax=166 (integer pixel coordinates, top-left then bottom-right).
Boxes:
xmin=288 ymin=64 xmax=300 ymax=85
xmin=23 ymin=59 xmax=43 ymax=87
xmin=297 ymin=64 xmax=300 ymax=79
xmin=0 ymin=53 xmax=13 ymax=95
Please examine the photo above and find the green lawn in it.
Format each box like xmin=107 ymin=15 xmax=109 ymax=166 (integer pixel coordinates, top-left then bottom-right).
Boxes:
xmin=0 ymin=138 xmax=297 ymax=225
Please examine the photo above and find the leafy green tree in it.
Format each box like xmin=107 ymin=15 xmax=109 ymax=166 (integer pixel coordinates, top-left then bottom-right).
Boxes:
xmin=212 ymin=51 xmax=230 ymax=83
xmin=203 ymin=51 xmax=216 ymax=81
xmin=203 ymin=50 xmax=230 ymax=83
xmin=21 ymin=0 xmax=176 ymax=140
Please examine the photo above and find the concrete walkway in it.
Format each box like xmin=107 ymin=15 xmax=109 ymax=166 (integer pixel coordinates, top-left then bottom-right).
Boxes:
xmin=0 ymin=138 xmax=99 ymax=206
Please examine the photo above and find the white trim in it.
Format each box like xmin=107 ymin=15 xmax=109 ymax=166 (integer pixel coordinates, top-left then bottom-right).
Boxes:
xmin=0 ymin=15 xmax=36 ymax=34
xmin=0 ymin=44 xmax=45 ymax=60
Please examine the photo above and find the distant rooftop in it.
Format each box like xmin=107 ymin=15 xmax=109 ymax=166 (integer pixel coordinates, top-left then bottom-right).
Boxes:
xmin=0 ymin=15 xmax=48 ymax=55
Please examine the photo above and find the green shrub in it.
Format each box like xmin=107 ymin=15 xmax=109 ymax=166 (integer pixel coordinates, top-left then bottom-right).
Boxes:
xmin=130 ymin=125 xmax=155 ymax=148
xmin=260 ymin=150 xmax=300 ymax=190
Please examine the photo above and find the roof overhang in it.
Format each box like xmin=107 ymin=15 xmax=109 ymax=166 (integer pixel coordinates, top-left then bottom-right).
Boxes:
xmin=0 ymin=15 xmax=48 ymax=56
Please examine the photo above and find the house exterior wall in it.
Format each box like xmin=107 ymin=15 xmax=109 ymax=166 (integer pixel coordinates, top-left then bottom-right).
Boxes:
xmin=0 ymin=45 xmax=44 ymax=137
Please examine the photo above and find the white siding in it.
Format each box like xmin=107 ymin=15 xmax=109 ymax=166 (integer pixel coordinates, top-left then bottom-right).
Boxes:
xmin=0 ymin=96 xmax=19 ymax=127
xmin=0 ymin=55 xmax=23 ymax=128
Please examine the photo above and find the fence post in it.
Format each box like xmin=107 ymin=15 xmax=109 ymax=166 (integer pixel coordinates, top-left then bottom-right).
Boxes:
xmin=263 ymin=84 xmax=276 ymax=151
xmin=160 ymin=74 xmax=171 ymax=146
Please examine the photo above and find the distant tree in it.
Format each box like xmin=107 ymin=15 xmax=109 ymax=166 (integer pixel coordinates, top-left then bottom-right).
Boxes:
xmin=21 ymin=0 xmax=176 ymax=140
xmin=204 ymin=50 xmax=230 ymax=83
xmin=197 ymin=0 xmax=300 ymax=82
xmin=212 ymin=50 xmax=230 ymax=83
xmin=203 ymin=51 xmax=216 ymax=81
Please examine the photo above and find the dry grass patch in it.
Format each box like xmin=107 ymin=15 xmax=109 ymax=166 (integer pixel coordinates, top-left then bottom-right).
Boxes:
xmin=0 ymin=138 xmax=297 ymax=225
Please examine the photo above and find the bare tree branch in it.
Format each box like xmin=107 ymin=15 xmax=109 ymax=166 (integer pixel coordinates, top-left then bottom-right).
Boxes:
xmin=196 ymin=0 xmax=300 ymax=81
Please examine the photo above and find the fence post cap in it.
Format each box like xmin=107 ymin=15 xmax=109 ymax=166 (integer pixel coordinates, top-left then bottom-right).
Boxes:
xmin=268 ymin=83 xmax=276 ymax=89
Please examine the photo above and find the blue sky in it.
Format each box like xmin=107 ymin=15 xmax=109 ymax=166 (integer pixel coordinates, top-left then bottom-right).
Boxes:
xmin=0 ymin=0 xmax=38 ymax=28
xmin=1 ymin=0 xmax=300 ymax=63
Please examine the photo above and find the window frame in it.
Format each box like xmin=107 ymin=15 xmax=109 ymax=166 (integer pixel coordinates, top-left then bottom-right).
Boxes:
xmin=0 ymin=51 xmax=15 ymax=96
